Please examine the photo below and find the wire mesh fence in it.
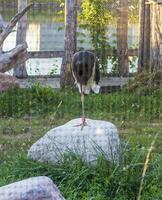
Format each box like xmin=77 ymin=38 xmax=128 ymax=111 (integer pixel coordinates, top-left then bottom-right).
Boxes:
xmin=0 ymin=0 xmax=139 ymax=77
xmin=0 ymin=1 xmax=162 ymax=199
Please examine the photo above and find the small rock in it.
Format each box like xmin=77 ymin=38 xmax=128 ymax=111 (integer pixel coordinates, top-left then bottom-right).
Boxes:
xmin=0 ymin=73 xmax=19 ymax=92
xmin=0 ymin=176 xmax=65 ymax=200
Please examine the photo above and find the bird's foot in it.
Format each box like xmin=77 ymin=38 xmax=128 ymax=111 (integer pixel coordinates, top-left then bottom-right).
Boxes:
xmin=82 ymin=117 xmax=88 ymax=126
xmin=73 ymin=117 xmax=88 ymax=131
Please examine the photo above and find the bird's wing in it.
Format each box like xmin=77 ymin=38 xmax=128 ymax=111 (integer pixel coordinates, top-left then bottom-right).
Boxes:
xmin=89 ymin=58 xmax=100 ymax=94
xmin=91 ymin=83 xmax=100 ymax=94
xmin=86 ymin=57 xmax=96 ymax=86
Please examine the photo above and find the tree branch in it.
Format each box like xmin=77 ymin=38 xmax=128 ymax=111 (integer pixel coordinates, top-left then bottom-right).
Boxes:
xmin=0 ymin=3 xmax=33 ymax=46
xmin=0 ymin=43 xmax=29 ymax=73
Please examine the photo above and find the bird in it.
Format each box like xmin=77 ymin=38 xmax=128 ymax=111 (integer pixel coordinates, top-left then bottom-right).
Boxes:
xmin=72 ymin=50 xmax=100 ymax=130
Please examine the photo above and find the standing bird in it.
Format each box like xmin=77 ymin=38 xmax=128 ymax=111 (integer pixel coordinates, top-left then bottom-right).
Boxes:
xmin=72 ymin=50 xmax=100 ymax=129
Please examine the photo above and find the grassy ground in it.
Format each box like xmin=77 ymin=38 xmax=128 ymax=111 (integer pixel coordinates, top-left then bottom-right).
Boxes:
xmin=0 ymin=86 xmax=162 ymax=199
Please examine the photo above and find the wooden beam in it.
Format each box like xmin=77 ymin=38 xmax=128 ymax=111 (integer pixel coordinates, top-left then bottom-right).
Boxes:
xmin=28 ymin=51 xmax=65 ymax=58
xmin=28 ymin=49 xmax=138 ymax=59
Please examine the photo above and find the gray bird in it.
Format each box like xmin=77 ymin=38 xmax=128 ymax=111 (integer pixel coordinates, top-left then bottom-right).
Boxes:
xmin=72 ymin=50 xmax=100 ymax=129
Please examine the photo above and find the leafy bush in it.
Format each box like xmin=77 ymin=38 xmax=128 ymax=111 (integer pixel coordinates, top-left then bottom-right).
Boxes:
xmin=125 ymin=71 xmax=162 ymax=95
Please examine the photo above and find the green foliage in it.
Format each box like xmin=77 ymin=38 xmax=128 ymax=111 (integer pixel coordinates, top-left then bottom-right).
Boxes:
xmin=128 ymin=0 xmax=139 ymax=23
xmin=79 ymin=0 xmax=112 ymax=73
xmin=125 ymin=71 xmax=162 ymax=95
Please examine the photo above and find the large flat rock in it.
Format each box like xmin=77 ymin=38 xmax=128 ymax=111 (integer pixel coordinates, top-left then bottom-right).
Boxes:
xmin=28 ymin=118 xmax=120 ymax=164
xmin=0 ymin=176 xmax=65 ymax=200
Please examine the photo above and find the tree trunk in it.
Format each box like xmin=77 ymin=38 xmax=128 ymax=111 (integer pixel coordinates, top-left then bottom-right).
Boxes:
xmin=13 ymin=0 xmax=28 ymax=78
xmin=150 ymin=2 xmax=162 ymax=71
xmin=117 ymin=0 xmax=129 ymax=77
xmin=60 ymin=0 xmax=77 ymax=87
xmin=138 ymin=0 xmax=150 ymax=72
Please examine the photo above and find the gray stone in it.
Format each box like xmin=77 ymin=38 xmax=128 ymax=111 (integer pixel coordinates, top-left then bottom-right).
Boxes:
xmin=28 ymin=118 xmax=120 ymax=164
xmin=0 ymin=73 xmax=19 ymax=92
xmin=0 ymin=176 xmax=65 ymax=200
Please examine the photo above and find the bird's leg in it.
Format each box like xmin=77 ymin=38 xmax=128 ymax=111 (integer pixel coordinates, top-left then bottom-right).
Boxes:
xmin=81 ymin=93 xmax=87 ymax=126
xmin=80 ymin=92 xmax=88 ymax=130
xmin=73 ymin=91 xmax=88 ymax=130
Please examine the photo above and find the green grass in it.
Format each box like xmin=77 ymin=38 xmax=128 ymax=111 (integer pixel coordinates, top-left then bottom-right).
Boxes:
xmin=0 ymin=85 xmax=161 ymax=120
xmin=0 ymin=86 xmax=162 ymax=199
